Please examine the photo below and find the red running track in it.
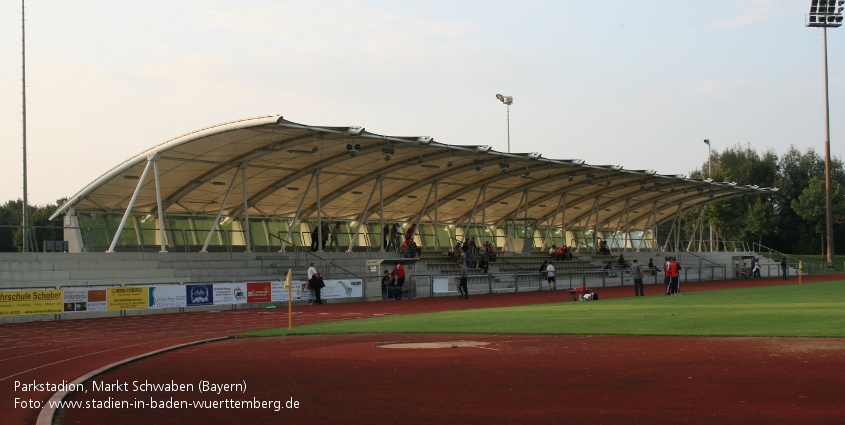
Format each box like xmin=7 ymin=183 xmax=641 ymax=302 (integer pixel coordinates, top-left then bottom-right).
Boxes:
xmin=1 ymin=274 xmax=842 ymax=425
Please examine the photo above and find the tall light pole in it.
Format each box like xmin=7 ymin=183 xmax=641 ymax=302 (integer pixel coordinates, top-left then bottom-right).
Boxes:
xmin=704 ymin=139 xmax=712 ymax=251
xmin=495 ymin=94 xmax=513 ymax=153
xmin=806 ymin=0 xmax=842 ymax=268
xmin=21 ymin=0 xmax=29 ymax=253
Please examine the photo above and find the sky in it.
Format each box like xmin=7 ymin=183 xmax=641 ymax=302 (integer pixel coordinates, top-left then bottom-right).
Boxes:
xmin=0 ymin=0 xmax=843 ymax=206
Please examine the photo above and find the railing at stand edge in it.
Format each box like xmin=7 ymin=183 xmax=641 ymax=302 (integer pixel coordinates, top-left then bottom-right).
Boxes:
xmin=676 ymin=251 xmax=727 ymax=281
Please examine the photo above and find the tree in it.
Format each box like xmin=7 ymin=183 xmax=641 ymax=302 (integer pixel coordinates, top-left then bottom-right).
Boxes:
xmin=791 ymin=176 xmax=845 ymax=256
xmin=0 ymin=199 xmax=65 ymax=252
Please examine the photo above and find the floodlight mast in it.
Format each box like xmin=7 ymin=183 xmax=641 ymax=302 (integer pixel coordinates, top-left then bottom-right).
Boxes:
xmin=21 ymin=0 xmax=29 ymax=253
xmin=495 ymin=94 xmax=513 ymax=153
xmin=806 ymin=0 xmax=843 ymax=269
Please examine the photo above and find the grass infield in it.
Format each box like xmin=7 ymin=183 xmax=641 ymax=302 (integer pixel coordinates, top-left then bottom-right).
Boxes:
xmin=240 ymin=281 xmax=845 ymax=338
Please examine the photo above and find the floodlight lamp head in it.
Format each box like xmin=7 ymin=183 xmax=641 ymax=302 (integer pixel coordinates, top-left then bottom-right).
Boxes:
xmin=646 ymin=169 xmax=657 ymax=175
xmin=415 ymin=136 xmax=433 ymax=145
xmin=496 ymin=94 xmax=513 ymax=105
xmin=572 ymin=159 xmax=585 ymax=165
xmin=703 ymin=139 xmax=710 ymax=145
xmin=475 ymin=145 xmax=492 ymax=153
xmin=611 ymin=164 xmax=623 ymax=171
xmin=345 ymin=126 xmax=364 ymax=136
xmin=527 ymin=152 xmax=542 ymax=159
xmin=474 ymin=160 xmax=484 ymax=171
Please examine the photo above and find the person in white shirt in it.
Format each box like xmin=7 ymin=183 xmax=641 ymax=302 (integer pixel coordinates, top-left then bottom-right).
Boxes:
xmin=546 ymin=263 xmax=556 ymax=290
xmin=307 ymin=262 xmax=324 ymax=304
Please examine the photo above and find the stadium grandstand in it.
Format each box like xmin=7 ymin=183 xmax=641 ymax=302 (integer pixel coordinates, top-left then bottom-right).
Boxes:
xmin=0 ymin=115 xmax=785 ymax=322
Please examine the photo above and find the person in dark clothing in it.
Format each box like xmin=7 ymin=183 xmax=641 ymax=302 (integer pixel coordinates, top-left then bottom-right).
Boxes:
xmin=781 ymin=257 xmax=789 ymax=280
xmin=307 ymin=262 xmax=325 ymax=304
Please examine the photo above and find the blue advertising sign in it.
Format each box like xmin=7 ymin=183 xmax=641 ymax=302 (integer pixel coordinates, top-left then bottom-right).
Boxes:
xmin=185 ymin=284 xmax=213 ymax=306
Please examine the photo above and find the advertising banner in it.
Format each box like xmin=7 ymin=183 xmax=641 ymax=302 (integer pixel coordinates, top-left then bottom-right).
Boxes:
xmin=246 ymin=282 xmax=272 ymax=303
xmin=0 ymin=289 xmax=63 ymax=316
xmin=148 ymin=285 xmax=187 ymax=309
xmin=271 ymin=280 xmax=306 ymax=302
xmin=62 ymin=287 xmax=108 ymax=313
xmin=321 ymin=279 xmax=363 ymax=299
xmin=213 ymin=283 xmax=248 ymax=305
xmin=185 ymin=284 xmax=213 ymax=307
xmin=107 ymin=287 xmax=149 ymax=311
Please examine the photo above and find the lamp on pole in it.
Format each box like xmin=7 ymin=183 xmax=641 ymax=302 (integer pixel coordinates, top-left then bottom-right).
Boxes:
xmin=806 ymin=0 xmax=842 ymax=268
xmin=495 ymin=94 xmax=513 ymax=153
xmin=704 ymin=139 xmax=712 ymax=251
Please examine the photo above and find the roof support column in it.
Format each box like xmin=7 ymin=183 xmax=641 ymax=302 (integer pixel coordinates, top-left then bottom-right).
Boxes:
xmin=349 ymin=176 xmax=379 ymax=252
xmin=624 ymin=201 xmax=631 ymax=251
xmin=379 ymin=176 xmax=385 ymax=252
xmin=662 ymin=203 xmax=684 ymax=252
xmin=580 ymin=196 xmax=599 ymax=251
xmin=545 ymin=193 xmax=564 ymax=250
xmin=686 ymin=207 xmax=707 ymax=252
xmin=414 ymin=181 xmax=437 ymax=248
xmin=201 ymin=168 xmax=241 ymax=253
xmin=560 ymin=193 xmax=567 ymax=248
xmin=612 ymin=198 xmax=630 ymax=251
xmin=462 ymin=185 xmax=484 ymax=242
xmin=316 ymin=169 xmax=323 ymax=252
xmin=107 ymin=156 xmax=154 ymax=253
xmin=505 ymin=190 xmax=527 ymax=251
xmin=152 ymin=154 xmax=168 ymax=253
xmin=482 ymin=185 xmax=487 ymax=247
xmin=650 ymin=202 xmax=659 ymax=252
xmin=241 ymin=163 xmax=251 ymax=253
xmin=281 ymin=172 xmax=316 ymax=251
xmin=434 ymin=181 xmax=439 ymax=250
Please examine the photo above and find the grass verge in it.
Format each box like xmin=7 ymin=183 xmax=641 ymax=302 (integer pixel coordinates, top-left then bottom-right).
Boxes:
xmin=239 ymin=281 xmax=845 ymax=338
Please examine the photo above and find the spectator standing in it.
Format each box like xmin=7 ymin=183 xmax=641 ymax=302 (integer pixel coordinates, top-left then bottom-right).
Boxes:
xmin=389 ymin=262 xmax=406 ymax=300
xmin=307 ymin=262 xmax=325 ymax=304
xmin=781 ymin=257 xmax=788 ymax=280
xmin=458 ymin=261 xmax=468 ymax=299
xmin=630 ymin=259 xmax=644 ymax=296
xmin=545 ymin=262 xmax=556 ymax=290
xmin=310 ymin=224 xmax=320 ymax=252
xmin=321 ymin=222 xmax=330 ymax=251
xmin=383 ymin=223 xmax=392 ymax=251
xmin=753 ymin=258 xmax=761 ymax=278
xmin=666 ymin=257 xmax=680 ymax=295
xmin=392 ymin=224 xmax=403 ymax=252
xmin=328 ymin=222 xmax=341 ymax=252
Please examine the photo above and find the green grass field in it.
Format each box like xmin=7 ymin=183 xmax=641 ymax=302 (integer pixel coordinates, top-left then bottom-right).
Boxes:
xmin=240 ymin=281 xmax=845 ymax=338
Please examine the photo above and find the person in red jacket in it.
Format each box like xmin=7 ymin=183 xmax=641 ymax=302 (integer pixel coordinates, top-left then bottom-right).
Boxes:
xmin=389 ymin=262 xmax=406 ymax=300
xmin=666 ymin=257 xmax=680 ymax=296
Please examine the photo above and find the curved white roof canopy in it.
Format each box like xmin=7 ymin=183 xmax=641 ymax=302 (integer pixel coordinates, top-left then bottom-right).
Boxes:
xmin=51 ymin=115 xmax=775 ymax=231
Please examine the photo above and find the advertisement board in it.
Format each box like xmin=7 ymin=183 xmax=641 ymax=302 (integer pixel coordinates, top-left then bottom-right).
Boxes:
xmin=0 ymin=289 xmax=63 ymax=316
xmin=148 ymin=285 xmax=187 ymax=309
xmin=246 ymin=282 xmax=272 ymax=303
xmin=271 ymin=280 xmax=306 ymax=302
xmin=62 ymin=287 xmax=108 ymax=313
xmin=185 ymin=284 xmax=213 ymax=307
xmin=213 ymin=283 xmax=248 ymax=305
xmin=321 ymin=279 xmax=363 ymax=299
xmin=107 ymin=287 xmax=149 ymax=310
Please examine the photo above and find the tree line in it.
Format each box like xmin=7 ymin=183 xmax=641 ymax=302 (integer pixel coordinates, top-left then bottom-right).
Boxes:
xmin=0 ymin=145 xmax=842 ymax=254
xmin=685 ymin=144 xmax=844 ymax=256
